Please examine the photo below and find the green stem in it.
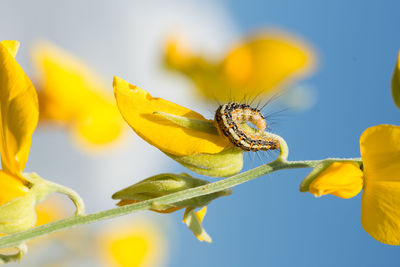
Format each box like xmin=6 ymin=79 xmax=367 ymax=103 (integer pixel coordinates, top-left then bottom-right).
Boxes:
xmin=0 ymin=157 xmax=361 ymax=249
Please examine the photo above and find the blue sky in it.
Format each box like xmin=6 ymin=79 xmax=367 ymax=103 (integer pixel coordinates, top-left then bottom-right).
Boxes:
xmin=169 ymin=1 xmax=400 ymax=266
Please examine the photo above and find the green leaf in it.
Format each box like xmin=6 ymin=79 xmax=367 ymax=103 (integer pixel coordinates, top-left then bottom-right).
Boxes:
xmin=391 ymin=51 xmax=400 ymax=109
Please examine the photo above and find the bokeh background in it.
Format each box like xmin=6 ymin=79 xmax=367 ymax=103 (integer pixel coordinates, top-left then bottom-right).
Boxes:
xmin=1 ymin=0 xmax=400 ymax=266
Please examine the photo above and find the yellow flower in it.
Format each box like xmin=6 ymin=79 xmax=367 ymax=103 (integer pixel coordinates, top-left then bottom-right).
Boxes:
xmin=99 ymin=219 xmax=167 ymax=267
xmin=307 ymin=125 xmax=400 ymax=245
xmin=164 ymin=31 xmax=316 ymax=101
xmin=0 ymin=40 xmax=38 ymax=205
xmin=308 ymin=162 xmax=363 ymax=199
xmin=0 ymin=41 xmax=84 ymax=235
xmin=32 ymin=42 xmax=124 ymax=148
xmin=113 ymin=76 xmax=243 ymax=177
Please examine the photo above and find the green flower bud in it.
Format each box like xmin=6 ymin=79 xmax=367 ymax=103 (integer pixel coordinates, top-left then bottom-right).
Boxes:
xmin=0 ymin=192 xmax=37 ymax=234
xmin=392 ymin=50 xmax=400 ymax=109
xmin=112 ymin=173 xmax=232 ymax=212
xmin=0 ymin=173 xmax=84 ymax=235
xmin=166 ymin=147 xmax=243 ymax=177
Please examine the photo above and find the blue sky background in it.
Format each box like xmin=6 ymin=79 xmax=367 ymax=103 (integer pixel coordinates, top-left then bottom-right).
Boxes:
xmin=1 ymin=0 xmax=400 ymax=266
xmin=169 ymin=1 xmax=400 ymax=267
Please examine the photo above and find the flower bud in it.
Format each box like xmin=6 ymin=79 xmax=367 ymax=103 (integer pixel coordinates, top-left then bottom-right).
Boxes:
xmin=112 ymin=173 xmax=232 ymax=212
xmin=391 ymin=50 xmax=400 ymax=109
xmin=183 ymin=207 xmax=212 ymax=243
xmin=300 ymin=161 xmax=364 ymax=199
xmin=0 ymin=172 xmax=85 ymax=234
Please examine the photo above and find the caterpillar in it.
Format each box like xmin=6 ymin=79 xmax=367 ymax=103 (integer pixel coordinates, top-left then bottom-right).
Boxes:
xmin=214 ymin=102 xmax=279 ymax=152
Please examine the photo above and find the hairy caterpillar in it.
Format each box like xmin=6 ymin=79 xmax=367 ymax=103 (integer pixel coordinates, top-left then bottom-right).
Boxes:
xmin=214 ymin=102 xmax=279 ymax=152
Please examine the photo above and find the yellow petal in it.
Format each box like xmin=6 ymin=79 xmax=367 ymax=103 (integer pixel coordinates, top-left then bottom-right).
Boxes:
xmin=33 ymin=42 xmax=124 ymax=146
xmin=113 ymin=76 xmax=231 ymax=156
xmin=0 ymin=42 xmax=38 ymax=175
xmin=360 ymin=125 xmax=400 ymax=245
xmin=0 ymin=171 xmax=29 ymax=206
xmin=0 ymin=41 xmax=20 ymax=58
xmin=309 ymin=162 xmax=363 ymax=199
xmin=194 ymin=206 xmax=207 ymax=223
xmin=391 ymin=50 xmax=400 ymax=109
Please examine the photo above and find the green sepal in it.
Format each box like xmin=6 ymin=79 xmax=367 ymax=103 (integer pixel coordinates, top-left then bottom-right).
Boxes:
xmin=0 ymin=193 xmax=37 ymax=234
xmin=183 ymin=207 xmax=212 ymax=243
xmin=299 ymin=161 xmax=334 ymax=192
xmin=112 ymin=173 xmax=207 ymax=199
xmin=153 ymin=111 xmax=219 ymax=135
xmin=112 ymin=173 xmax=232 ymax=212
xmin=391 ymin=51 xmax=400 ymax=109
xmin=0 ymin=173 xmax=85 ymax=235
xmin=0 ymin=243 xmax=27 ymax=265
xmin=167 ymin=147 xmax=243 ymax=177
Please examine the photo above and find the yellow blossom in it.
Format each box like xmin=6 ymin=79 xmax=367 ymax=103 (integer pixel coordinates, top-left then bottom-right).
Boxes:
xmin=113 ymin=76 xmax=243 ymax=177
xmin=99 ymin=219 xmax=167 ymax=267
xmin=32 ymin=42 xmax=124 ymax=148
xmin=307 ymin=125 xmax=400 ymax=245
xmin=164 ymin=31 xmax=316 ymax=102
xmin=0 ymin=40 xmax=84 ymax=235
xmin=0 ymin=40 xmax=38 ymax=205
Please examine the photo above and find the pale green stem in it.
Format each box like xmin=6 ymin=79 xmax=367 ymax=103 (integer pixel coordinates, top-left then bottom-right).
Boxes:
xmin=45 ymin=181 xmax=85 ymax=216
xmin=0 ymin=157 xmax=361 ymax=250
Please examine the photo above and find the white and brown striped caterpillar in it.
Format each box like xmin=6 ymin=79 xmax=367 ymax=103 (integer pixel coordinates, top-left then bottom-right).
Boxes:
xmin=214 ymin=103 xmax=279 ymax=152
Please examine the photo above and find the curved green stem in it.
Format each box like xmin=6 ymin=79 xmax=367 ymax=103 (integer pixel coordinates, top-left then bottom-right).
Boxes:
xmin=0 ymin=157 xmax=361 ymax=249
xmin=46 ymin=181 xmax=85 ymax=216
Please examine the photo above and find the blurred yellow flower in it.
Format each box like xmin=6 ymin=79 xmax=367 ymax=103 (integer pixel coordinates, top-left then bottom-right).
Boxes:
xmin=34 ymin=195 xmax=67 ymax=227
xmin=32 ymin=42 xmax=124 ymax=148
xmin=99 ymin=219 xmax=167 ymax=267
xmin=164 ymin=31 xmax=316 ymax=102
xmin=0 ymin=40 xmax=38 ymax=205
xmin=113 ymin=76 xmax=243 ymax=177
xmin=308 ymin=125 xmax=400 ymax=245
